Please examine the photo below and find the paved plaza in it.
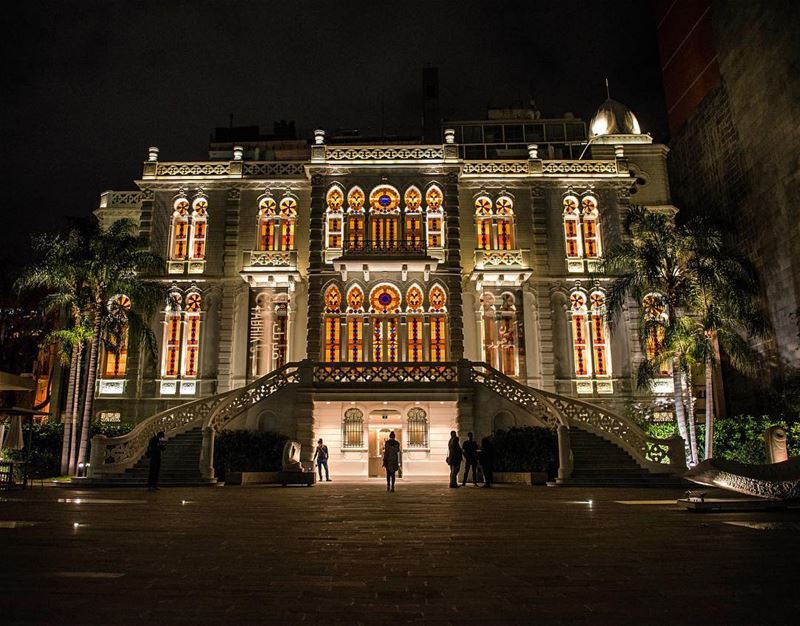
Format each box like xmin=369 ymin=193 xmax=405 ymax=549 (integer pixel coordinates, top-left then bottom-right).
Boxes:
xmin=2 ymin=481 xmax=799 ymax=625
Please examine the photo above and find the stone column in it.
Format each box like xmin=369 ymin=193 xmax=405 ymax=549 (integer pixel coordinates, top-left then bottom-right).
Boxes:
xmin=443 ymin=170 xmax=464 ymax=360
xmin=522 ymin=285 xmax=542 ymax=388
xmin=199 ymin=426 xmax=215 ymax=479
xmin=305 ymin=174 xmax=326 ymax=361
xmin=556 ymin=425 xmax=573 ymax=482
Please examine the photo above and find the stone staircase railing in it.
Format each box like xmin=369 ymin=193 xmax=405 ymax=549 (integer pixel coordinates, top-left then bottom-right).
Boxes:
xmin=470 ymin=363 xmax=685 ymax=473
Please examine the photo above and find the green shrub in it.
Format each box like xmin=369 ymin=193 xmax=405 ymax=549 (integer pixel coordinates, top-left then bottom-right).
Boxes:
xmin=214 ymin=430 xmax=288 ymax=480
xmin=492 ymin=426 xmax=557 ymax=477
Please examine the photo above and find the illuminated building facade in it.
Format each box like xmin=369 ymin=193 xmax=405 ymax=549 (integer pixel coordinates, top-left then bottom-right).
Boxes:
xmin=91 ymin=101 xmax=683 ymax=478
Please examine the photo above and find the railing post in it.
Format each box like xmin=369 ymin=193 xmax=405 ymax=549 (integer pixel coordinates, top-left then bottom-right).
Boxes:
xmin=87 ymin=435 xmax=107 ymax=478
xmin=457 ymin=359 xmax=472 ymax=387
xmin=557 ymin=425 xmax=573 ymax=483
xmin=298 ymin=359 xmax=314 ymax=386
xmin=199 ymin=426 xmax=216 ymax=480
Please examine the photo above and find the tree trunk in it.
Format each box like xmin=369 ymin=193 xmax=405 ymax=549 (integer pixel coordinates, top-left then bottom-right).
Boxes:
xmin=68 ymin=345 xmax=84 ymax=475
xmin=59 ymin=344 xmax=79 ymax=474
xmin=671 ymin=361 xmax=690 ymax=467
xmin=76 ymin=309 xmax=102 ymax=469
xmin=704 ymin=357 xmax=715 ymax=459
xmin=682 ymin=370 xmax=699 ymax=466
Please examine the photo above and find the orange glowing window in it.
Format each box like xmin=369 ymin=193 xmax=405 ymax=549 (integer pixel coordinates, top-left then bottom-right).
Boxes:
xmin=279 ymin=196 xmax=297 ymax=251
xmin=346 ymin=317 xmax=363 ymax=362
xmin=326 ymin=186 xmax=344 ymax=212
xmin=170 ymin=198 xmax=190 ymax=260
xmin=323 ymin=317 xmax=341 ymax=362
xmin=406 ymin=285 xmax=423 ymax=312
xmin=570 ymin=292 xmax=591 ymax=377
xmin=347 ymin=186 xmax=365 ymax=212
xmin=347 ymin=286 xmax=365 ymax=313
xmin=405 ymin=214 xmax=423 ymax=247
xmin=643 ymin=293 xmax=671 ymax=376
xmin=430 ymin=316 xmax=447 ymax=362
xmin=563 ymin=196 xmax=582 ymax=259
xmin=182 ymin=292 xmax=202 ymax=378
xmin=429 ymin=285 xmax=447 ymax=312
xmin=475 ymin=196 xmax=493 ymax=250
xmin=404 ymin=186 xmax=422 ymax=212
xmin=495 ymin=196 xmax=515 ymax=250
xmin=324 ymin=285 xmax=342 ymax=313
xmin=163 ymin=314 xmax=182 ymax=377
xmin=103 ymin=294 xmax=131 ymax=378
xmin=188 ymin=197 xmax=208 ymax=260
xmin=581 ymin=196 xmax=601 ymax=259
xmin=370 ymin=284 xmax=401 ymax=314
xmin=589 ymin=292 xmax=610 ymax=377
xmin=257 ymin=196 xmax=277 ymax=251
xmin=425 ymin=185 xmax=443 ymax=211
xmin=407 ymin=316 xmax=424 ymax=362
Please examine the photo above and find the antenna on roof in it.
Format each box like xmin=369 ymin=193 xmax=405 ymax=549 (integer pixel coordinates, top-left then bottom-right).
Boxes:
xmin=605 ymin=78 xmax=611 ymax=99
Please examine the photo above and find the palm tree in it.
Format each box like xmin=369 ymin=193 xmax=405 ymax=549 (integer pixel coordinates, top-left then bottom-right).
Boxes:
xmin=605 ymin=206 xmax=697 ymax=466
xmin=16 ymin=229 xmax=91 ymax=474
xmin=74 ymin=219 xmax=162 ymax=469
xmin=683 ymin=217 xmax=767 ymax=459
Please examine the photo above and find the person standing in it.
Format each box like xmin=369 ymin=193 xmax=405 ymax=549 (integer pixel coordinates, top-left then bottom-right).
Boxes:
xmin=461 ymin=431 xmax=479 ymax=486
xmin=479 ymin=436 xmax=495 ymax=488
xmin=447 ymin=430 xmax=463 ymax=488
xmin=382 ymin=431 xmax=401 ymax=492
xmin=313 ymin=438 xmax=331 ymax=481
xmin=147 ymin=431 xmax=166 ymax=491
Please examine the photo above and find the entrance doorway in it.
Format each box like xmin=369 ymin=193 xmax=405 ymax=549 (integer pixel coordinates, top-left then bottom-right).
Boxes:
xmin=368 ymin=426 xmax=402 ymax=477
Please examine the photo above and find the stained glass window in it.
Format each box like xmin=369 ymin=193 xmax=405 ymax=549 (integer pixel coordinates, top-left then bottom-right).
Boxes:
xmin=324 ymin=284 xmax=342 ymax=313
xmin=425 ymin=185 xmax=444 ymax=249
xmin=425 ymin=185 xmax=443 ymax=211
xmin=182 ymin=292 xmax=202 ymax=378
xmin=369 ymin=185 xmax=400 ymax=212
xmin=170 ymin=197 xmax=190 ymax=260
xmin=429 ymin=285 xmax=447 ymax=312
xmin=103 ymin=294 xmax=131 ymax=378
xmin=346 ymin=317 xmax=363 ymax=362
xmin=589 ymin=291 xmax=610 ymax=376
xmin=326 ymin=186 xmax=344 ymax=249
xmin=347 ymin=186 xmax=365 ymax=212
xmin=430 ymin=315 xmax=447 ymax=362
xmin=643 ymin=293 xmax=671 ymax=376
xmin=189 ymin=197 xmax=208 ymax=260
xmin=278 ymin=196 xmax=297 ymax=251
xmin=581 ymin=196 xmax=601 ymax=259
xmin=404 ymin=186 xmax=422 ymax=212
xmin=407 ymin=315 xmax=424 ymax=362
xmin=570 ymin=291 xmax=591 ymax=377
xmin=346 ymin=286 xmax=365 ymax=313
xmin=406 ymin=285 xmax=424 ymax=312
xmin=162 ymin=292 xmax=183 ymax=378
xmin=369 ymin=284 xmax=401 ymax=314
xmin=475 ymin=196 xmax=493 ymax=250
xmin=563 ymin=195 xmax=582 ymax=259
xmin=495 ymin=196 xmax=515 ymax=250
xmin=257 ymin=196 xmax=278 ymax=251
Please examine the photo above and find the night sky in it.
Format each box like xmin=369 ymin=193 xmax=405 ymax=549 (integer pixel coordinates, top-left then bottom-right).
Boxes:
xmin=2 ymin=0 xmax=667 ymax=268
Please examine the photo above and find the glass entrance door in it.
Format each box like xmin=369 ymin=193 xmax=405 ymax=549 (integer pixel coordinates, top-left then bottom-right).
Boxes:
xmin=368 ymin=427 xmax=402 ymax=477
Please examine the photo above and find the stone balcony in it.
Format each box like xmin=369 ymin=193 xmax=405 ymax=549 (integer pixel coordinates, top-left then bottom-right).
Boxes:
xmin=328 ymin=240 xmax=442 ymax=277
xmin=470 ymin=249 xmax=532 ymax=287
xmin=240 ymin=249 xmax=300 ymax=288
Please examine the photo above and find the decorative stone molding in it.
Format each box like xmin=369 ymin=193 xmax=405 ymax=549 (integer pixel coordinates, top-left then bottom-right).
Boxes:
xmin=324 ymin=146 xmax=444 ymax=161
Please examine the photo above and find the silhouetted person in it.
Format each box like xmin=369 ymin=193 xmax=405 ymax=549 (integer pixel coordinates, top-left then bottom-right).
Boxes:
xmin=382 ymin=431 xmax=401 ymax=492
xmin=313 ymin=438 xmax=331 ymax=481
xmin=447 ymin=431 xmax=462 ymax=488
xmin=479 ymin=436 xmax=495 ymax=488
xmin=147 ymin=431 xmax=166 ymax=491
xmin=462 ymin=431 xmax=479 ymax=486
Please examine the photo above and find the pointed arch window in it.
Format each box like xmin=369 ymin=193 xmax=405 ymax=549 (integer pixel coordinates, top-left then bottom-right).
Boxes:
xmin=325 ymin=186 xmax=344 ymax=249
xmin=642 ymin=293 xmax=672 ymax=376
xmin=257 ymin=196 xmax=278 ymax=251
xmin=425 ymin=185 xmax=444 ymax=249
xmin=369 ymin=185 xmax=401 ymax=251
xmin=322 ymin=285 xmax=342 ymax=362
xmin=170 ymin=197 xmax=190 ymax=260
xmin=369 ymin=284 xmax=401 ymax=362
xmin=347 ymin=187 xmax=366 ymax=250
xmin=494 ymin=196 xmax=515 ymax=250
xmin=102 ymin=295 xmax=131 ymax=378
xmin=570 ymin=291 xmax=592 ymax=378
xmin=406 ymin=284 xmax=424 ymax=363
xmin=345 ymin=285 xmax=365 ymax=362
xmin=562 ymin=195 xmax=582 ymax=259
xmin=278 ymin=196 xmax=297 ymax=251
xmin=475 ymin=196 xmax=493 ymax=250
xmin=182 ymin=291 xmax=202 ymax=378
xmin=189 ymin=197 xmax=208 ymax=259
xmin=162 ymin=292 xmax=183 ymax=378
xmin=404 ymin=186 xmax=423 ymax=249
xmin=428 ymin=285 xmax=447 ymax=362
xmin=581 ymin=196 xmax=602 ymax=259
xmin=589 ymin=291 xmax=611 ymax=377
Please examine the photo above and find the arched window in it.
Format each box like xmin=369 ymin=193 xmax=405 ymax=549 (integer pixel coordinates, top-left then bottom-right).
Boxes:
xmin=475 ymin=196 xmax=493 ymax=250
xmin=589 ymin=291 xmax=611 ymax=377
xmin=257 ymin=196 xmax=278 ymax=251
xmin=428 ymin=285 xmax=447 ymax=362
xmin=182 ymin=291 xmax=202 ymax=378
xmin=406 ymin=285 xmax=424 ymax=363
xmin=369 ymin=284 xmax=401 ymax=362
xmin=480 ymin=291 xmax=521 ymax=376
xmin=581 ymin=196 xmax=602 ymax=259
xmin=562 ymin=195 xmax=582 ymax=259
xmin=346 ymin=285 xmax=365 ymax=362
xmin=102 ymin=294 xmax=131 ymax=378
xmin=169 ymin=197 xmax=190 ymax=260
xmin=569 ymin=291 xmax=591 ymax=378
xmin=342 ymin=408 xmax=364 ymax=448
xmin=346 ymin=187 xmax=366 ymax=250
xmin=325 ymin=186 xmax=344 ymax=249
xmin=322 ymin=285 xmax=342 ymax=362
xmin=278 ymin=196 xmax=297 ymax=251
xmin=162 ymin=292 xmax=183 ymax=378
xmin=407 ymin=407 xmax=429 ymax=448
xmin=404 ymin=186 xmax=423 ymax=249
xmin=425 ymin=185 xmax=444 ymax=249
xmin=369 ymin=185 xmax=401 ymax=251
xmin=189 ymin=196 xmax=208 ymax=259
xmin=642 ymin=293 xmax=671 ymax=376
xmin=494 ymin=196 xmax=515 ymax=250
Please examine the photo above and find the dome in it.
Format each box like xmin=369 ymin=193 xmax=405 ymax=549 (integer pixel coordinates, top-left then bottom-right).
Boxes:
xmin=589 ymin=98 xmax=642 ymax=137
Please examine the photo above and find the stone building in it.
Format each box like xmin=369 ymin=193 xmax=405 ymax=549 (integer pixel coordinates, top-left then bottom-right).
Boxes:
xmin=657 ymin=0 xmax=800 ymax=396
xmin=88 ymin=101 xmax=685 ymax=481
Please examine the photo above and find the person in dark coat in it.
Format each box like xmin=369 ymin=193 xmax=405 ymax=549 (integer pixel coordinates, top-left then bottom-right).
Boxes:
xmin=479 ymin=436 xmax=495 ymax=488
xmin=461 ymin=431 xmax=479 ymax=486
xmin=447 ymin=431 xmax=463 ymax=488
xmin=313 ymin=438 xmax=331 ymax=481
xmin=382 ymin=431 xmax=401 ymax=492
xmin=147 ymin=431 xmax=166 ymax=491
